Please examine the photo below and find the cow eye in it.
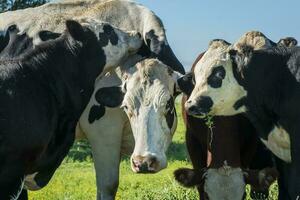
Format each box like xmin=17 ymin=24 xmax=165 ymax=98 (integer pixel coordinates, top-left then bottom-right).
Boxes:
xmin=213 ymin=66 xmax=225 ymax=79
xmin=207 ymin=66 xmax=226 ymax=88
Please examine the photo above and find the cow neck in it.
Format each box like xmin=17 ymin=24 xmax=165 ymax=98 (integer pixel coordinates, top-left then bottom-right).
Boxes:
xmin=207 ymin=116 xmax=241 ymax=168
xmin=21 ymin=35 xmax=98 ymax=116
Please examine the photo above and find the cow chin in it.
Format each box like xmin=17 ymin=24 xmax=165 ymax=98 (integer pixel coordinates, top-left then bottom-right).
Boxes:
xmin=204 ymin=167 xmax=245 ymax=200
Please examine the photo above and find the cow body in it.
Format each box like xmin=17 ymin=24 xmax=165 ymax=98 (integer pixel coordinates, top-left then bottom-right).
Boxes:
xmin=233 ymin=46 xmax=300 ymax=199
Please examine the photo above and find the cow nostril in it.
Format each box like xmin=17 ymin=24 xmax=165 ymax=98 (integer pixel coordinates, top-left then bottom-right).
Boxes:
xmin=198 ymin=96 xmax=213 ymax=111
xmin=147 ymin=156 xmax=157 ymax=169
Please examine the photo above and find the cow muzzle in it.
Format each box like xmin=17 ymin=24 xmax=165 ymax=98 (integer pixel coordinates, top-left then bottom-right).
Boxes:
xmin=185 ymin=96 xmax=213 ymax=116
xmin=131 ymin=154 xmax=166 ymax=173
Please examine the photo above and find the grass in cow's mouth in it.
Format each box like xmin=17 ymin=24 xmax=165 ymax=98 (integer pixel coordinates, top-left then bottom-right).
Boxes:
xmin=28 ymin=103 xmax=278 ymax=200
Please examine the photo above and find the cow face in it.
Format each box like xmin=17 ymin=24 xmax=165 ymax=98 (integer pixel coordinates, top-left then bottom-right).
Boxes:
xmin=121 ymin=59 xmax=180 ymax=173
xmin=84 ymin=19 xmax=142 ymax=72
xmin=185 ymin=39 xmax=247 ymax=117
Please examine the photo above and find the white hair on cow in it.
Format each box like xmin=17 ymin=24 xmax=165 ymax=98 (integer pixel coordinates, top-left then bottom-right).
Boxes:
xmin=10 ymin=177 xmax=25 ymax=200
xmin=233 ymin=30 xmax=274 ymax=51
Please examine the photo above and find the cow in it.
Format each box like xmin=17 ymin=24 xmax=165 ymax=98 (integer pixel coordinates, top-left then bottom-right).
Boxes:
xmin=174 ymin=31 xmax=298 ymax=200
xmin=0 ymin=1 xmax=185 ymax=199
xmin=0 ymin=19 xmax=142 ymax=200
xmin=184 ymin=31 xmax=300 ymax=199
xmin=76 ymin=57 xmax=181 ymax=200
xmin=0 ymin=0 xmax=185 ymax=74
xmin=175 ymin=54 xmax=277 ymax=200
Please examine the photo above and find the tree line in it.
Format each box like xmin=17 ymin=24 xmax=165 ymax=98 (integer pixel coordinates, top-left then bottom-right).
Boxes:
xmin=0 ymin=0 xmax=48 ymax=12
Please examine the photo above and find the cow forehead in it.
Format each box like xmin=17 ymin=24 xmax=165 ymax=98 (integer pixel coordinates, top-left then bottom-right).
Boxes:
xmin=124 ymin=59 xmax=174 ymax=108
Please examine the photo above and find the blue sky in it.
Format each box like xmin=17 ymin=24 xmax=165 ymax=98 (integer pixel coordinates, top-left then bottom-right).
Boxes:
xmin=136 ymin=0 xmax=300 ymax=70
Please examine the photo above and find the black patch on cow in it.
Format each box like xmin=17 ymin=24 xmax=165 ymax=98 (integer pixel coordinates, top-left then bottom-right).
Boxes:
xmin=95 ymin=86 xmax=124 ymax=108
xmin=207 ymin=66 xmax=226 ymax=88
xmin=165 ymin=97 xmax=175 ymax=129
xmin=98 ymin=24 xmax=118 ymax=46
xmin=0 ymin=30 xmax=9 ymax=53
xmin=39 ymin=31 xmax=61 ymax=41
xmin=145 ymin=29 xmax=185 ymax=74
xmin=177 ymin=72 xmax=194 ymax=96
xmin=88 ymin=105 xmax=106 ymax=123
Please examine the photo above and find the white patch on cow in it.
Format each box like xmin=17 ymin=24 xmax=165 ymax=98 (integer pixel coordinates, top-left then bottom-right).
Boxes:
xmin=187 ymin=40 xmax=247 ymax=116
xmin=204 ymin=167 xmax=245 ymax=200
xmin=24 ymin=172 xmax=41 ymax=191
xmin=261 ymin=126 xmax=291 ymax=162
xmin=121 ymin=59 xmax=178 ymax=172
xmin=234 ymin=30 xmax=274 ymax=51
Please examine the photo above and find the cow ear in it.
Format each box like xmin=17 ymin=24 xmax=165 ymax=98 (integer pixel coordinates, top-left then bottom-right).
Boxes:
xmin=176 ymin=72 xmax=194 ymax=96
xmin=95 ymin=86 xmax=125 ymax=108
xmin=66 ymin=20 xmax=86 ymax=42
xmin=145 ymin=30 xmax=185 ymax=74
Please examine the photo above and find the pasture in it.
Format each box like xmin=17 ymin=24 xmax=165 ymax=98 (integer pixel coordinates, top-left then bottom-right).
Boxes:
xmin=28 ymin=103 xmax=278 ymax=200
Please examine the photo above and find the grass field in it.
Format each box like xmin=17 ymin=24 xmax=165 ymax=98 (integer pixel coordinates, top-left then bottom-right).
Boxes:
xmin=28 ymin=103 xmax=278 ymax=200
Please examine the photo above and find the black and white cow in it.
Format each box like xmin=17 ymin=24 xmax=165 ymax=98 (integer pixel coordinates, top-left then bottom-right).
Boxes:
xmin=185 ymin=33 xmax=300 ymax=199
xmin=0 ymin=0 xmax=184 ymax=74
xmin=76 ymin=57 xmax=181 ymax=200
xmin=0 ymin=20 xmax=142 ymax=200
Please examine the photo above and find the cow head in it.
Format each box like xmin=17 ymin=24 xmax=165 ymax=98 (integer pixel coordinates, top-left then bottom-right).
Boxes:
xmin=183 ymin=39 xmax=243 ymax=117
xmin=96 ymin=58 xmax=181 ymax=173
xmin=185 ymin=31 xmax=273 ymax=117
xmin=82 ymin=18 xmax=142 ymax=73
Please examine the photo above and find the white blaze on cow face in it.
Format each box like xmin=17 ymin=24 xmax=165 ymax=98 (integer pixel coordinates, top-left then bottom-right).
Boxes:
xmin=186 ymin=40 xmax=247 ymax=117
xmin=83 ymin=19 xmax=142 ymax=73
xmin=121 ymin=59 xmax=178 ymax=173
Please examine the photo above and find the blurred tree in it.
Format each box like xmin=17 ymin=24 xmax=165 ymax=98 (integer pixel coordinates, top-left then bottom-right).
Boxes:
xmin=0 ymin=0 xmax=48 ymax=13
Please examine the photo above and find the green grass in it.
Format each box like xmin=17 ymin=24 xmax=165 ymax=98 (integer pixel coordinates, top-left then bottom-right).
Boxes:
xmin=28 ymin=103 xmax=278 ymax=199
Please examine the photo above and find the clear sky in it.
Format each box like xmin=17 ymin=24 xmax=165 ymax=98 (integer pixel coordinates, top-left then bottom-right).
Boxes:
xmin=136 ymin=0 xmax=300 ymax=70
